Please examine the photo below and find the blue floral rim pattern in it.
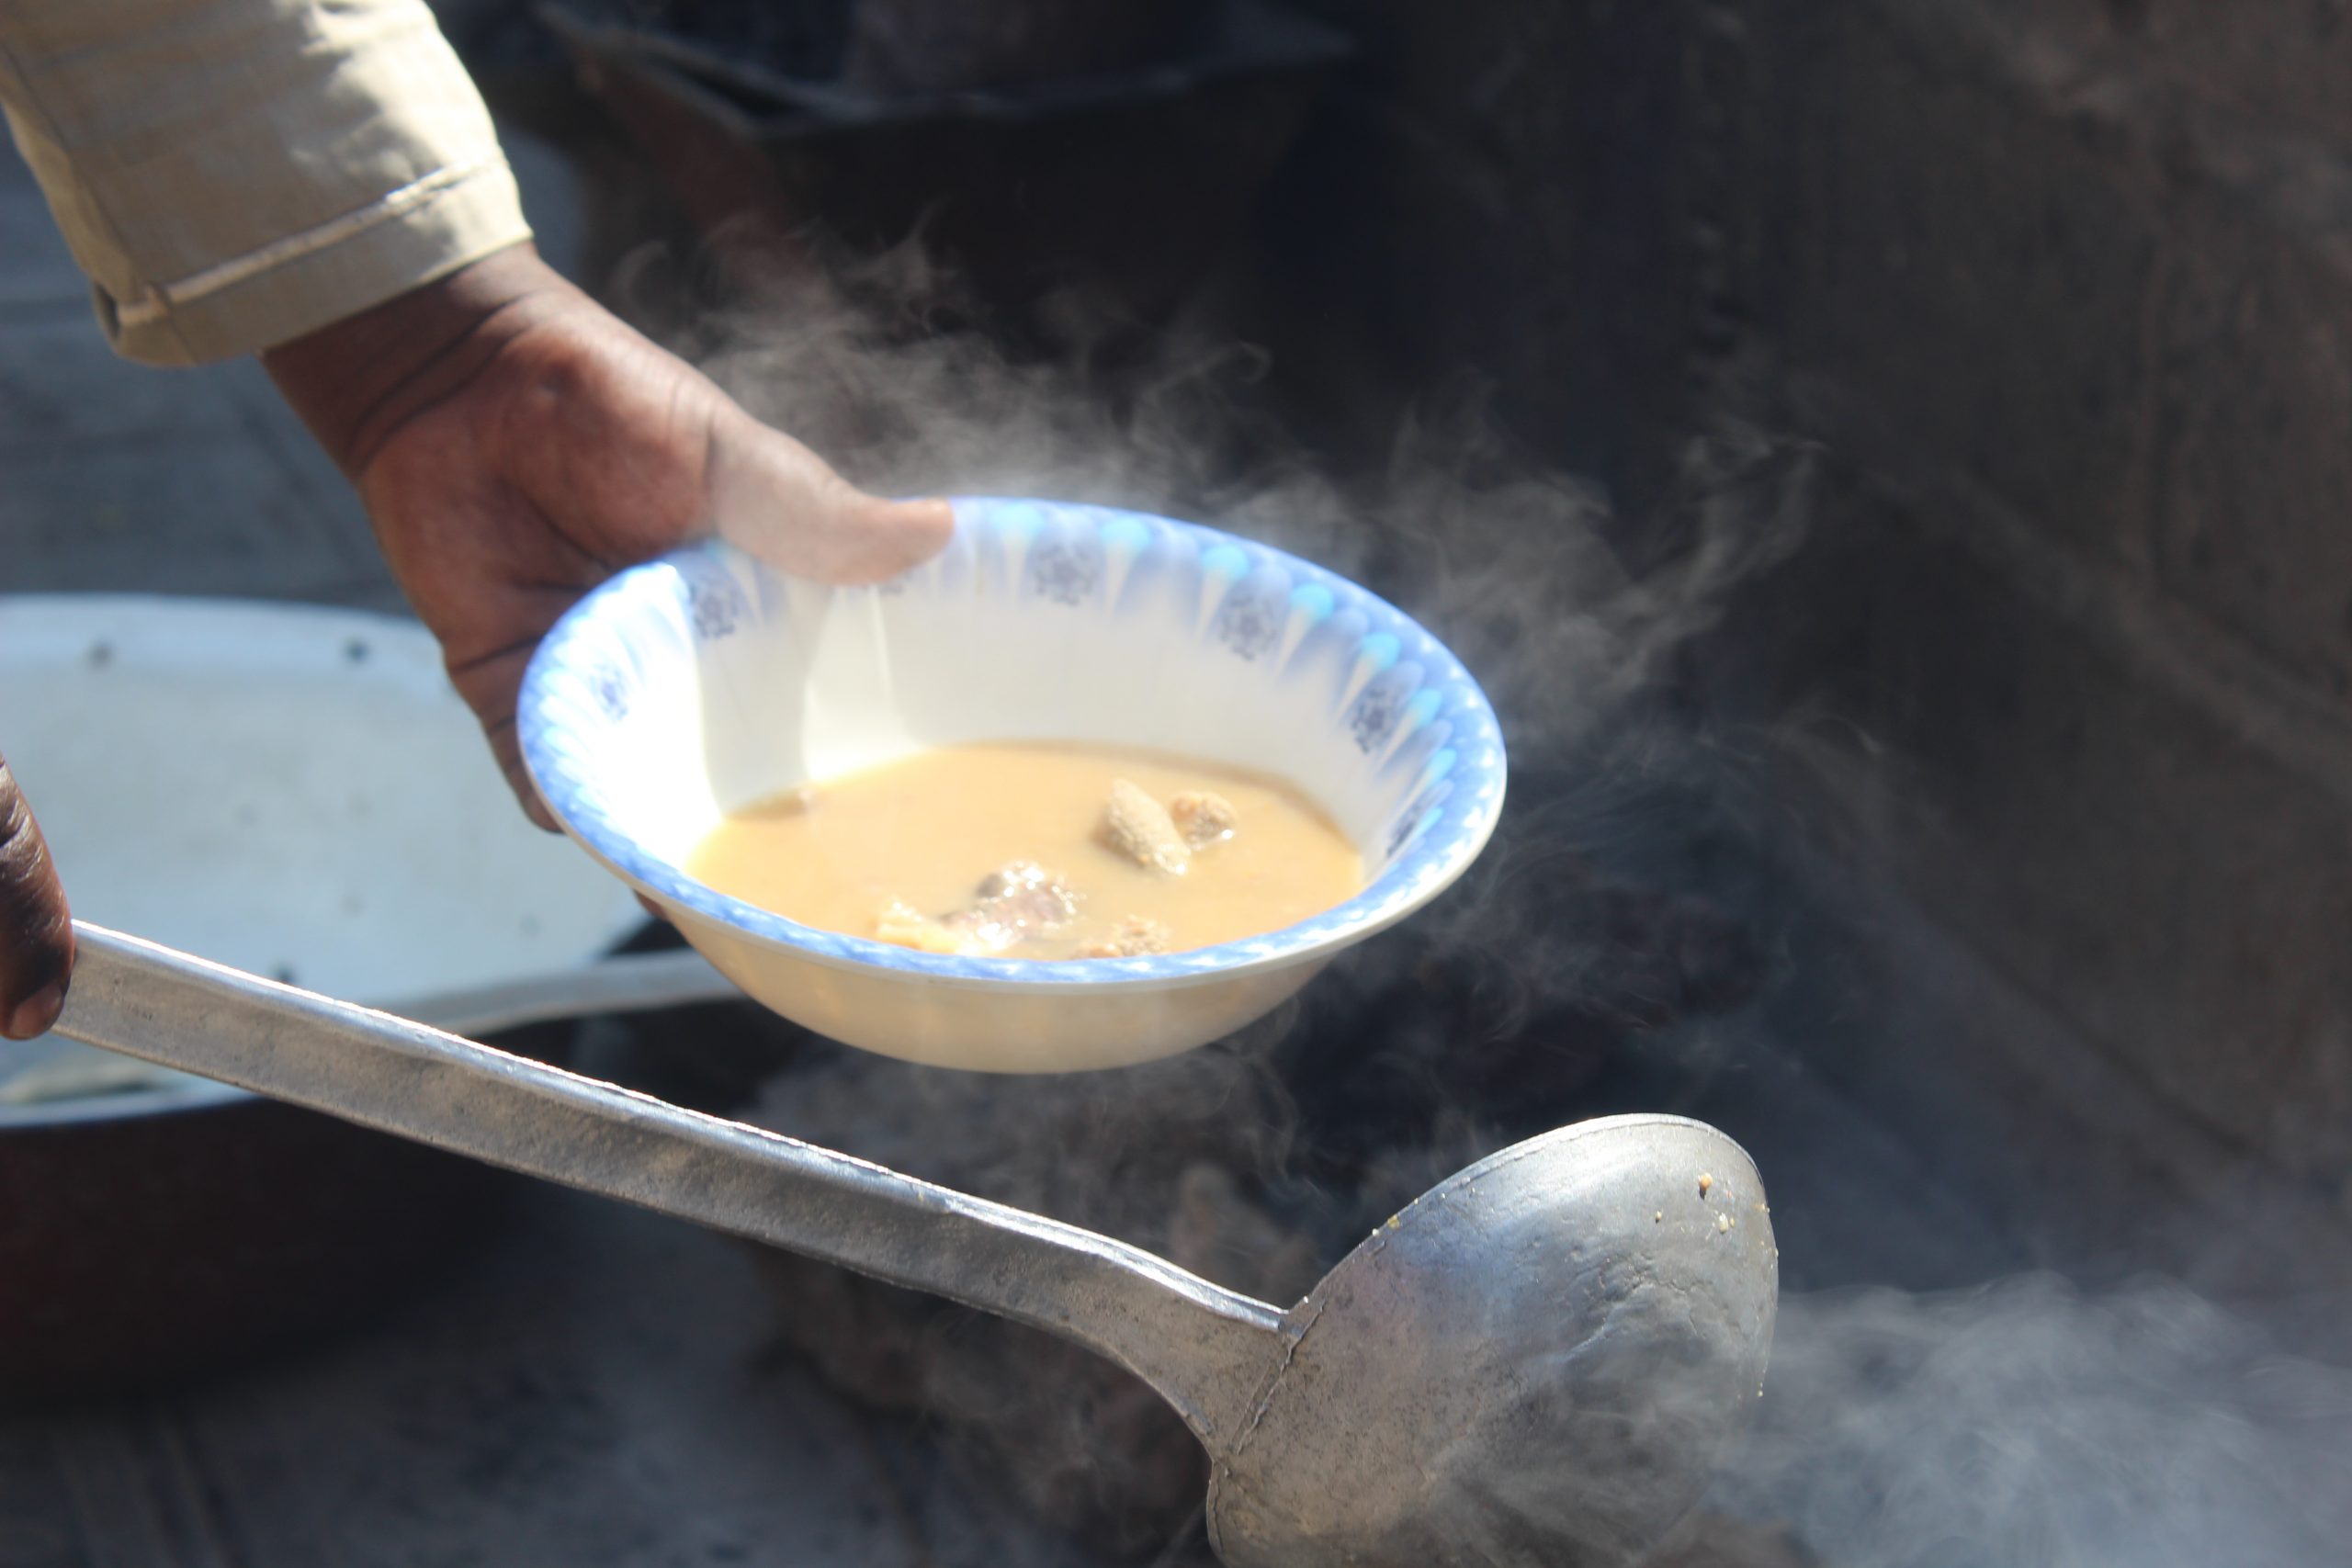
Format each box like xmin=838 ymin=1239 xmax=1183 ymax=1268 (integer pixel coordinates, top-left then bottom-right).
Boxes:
xmin=518 ymin=498 xmax=1508 ymax=988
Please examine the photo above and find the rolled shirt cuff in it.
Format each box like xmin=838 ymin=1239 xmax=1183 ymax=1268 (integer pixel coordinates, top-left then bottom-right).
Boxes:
xmin=0 ymin=0 xmax=534 ymax=367
xmin=98 ymin=156 xmax=532 ymax=365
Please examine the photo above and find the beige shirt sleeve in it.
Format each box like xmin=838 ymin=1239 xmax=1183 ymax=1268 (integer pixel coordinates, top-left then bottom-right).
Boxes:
xmin=0 ymin=0 xmax=532 ymax=366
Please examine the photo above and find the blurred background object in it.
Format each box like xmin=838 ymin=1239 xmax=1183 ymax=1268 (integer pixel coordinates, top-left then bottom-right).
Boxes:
xmin=842 ymin=0 xmax=1191 ymax=91
xmin=530 ymin=0 xmax=1351 ymax=353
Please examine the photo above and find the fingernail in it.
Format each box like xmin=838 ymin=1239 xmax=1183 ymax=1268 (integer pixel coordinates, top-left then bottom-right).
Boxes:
xmin=7 ymin=981 xmax=65 ymax=1040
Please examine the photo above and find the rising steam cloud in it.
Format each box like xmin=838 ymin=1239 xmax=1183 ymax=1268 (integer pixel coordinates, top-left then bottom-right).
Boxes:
xmin=1711 ymin=1275 xmax=2352 ymax=1568
xmin=637 ymin=235 xmax=2350 ymax=1568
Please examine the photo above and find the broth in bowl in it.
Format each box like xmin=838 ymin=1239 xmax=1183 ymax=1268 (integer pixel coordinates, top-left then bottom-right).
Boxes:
xmin=688 ymin=742 xmax=1363 ymax=963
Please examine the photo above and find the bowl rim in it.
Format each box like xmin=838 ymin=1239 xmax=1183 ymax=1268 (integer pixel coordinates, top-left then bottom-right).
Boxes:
xmin=518 ymin=498 xmax=1507 ymax=992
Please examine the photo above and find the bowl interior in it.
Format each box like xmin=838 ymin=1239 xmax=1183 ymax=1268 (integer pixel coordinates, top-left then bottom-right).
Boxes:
xmin=521 ymin=498 xmax=1505 ymax=980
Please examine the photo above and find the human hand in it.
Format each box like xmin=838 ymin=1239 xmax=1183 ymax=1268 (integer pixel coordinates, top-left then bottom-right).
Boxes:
xmin=264 ymin=243 xmax=952 ymax=825
xmin=4 ymin=246 xmax=929 ymax=1032
xmin=0 ymin=754 xmax=72 ymax=1040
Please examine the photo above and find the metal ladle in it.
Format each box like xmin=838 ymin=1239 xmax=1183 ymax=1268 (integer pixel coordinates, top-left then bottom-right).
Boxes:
xmin=54 ymin=922 xmax=1779 ymax=1568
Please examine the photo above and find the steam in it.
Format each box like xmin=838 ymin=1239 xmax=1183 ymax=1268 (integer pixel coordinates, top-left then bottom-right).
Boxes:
xmin=633 ymin=231 xmax=1816 ymax=1089
xmin=649 ymin=233 xmax=1815 ymax=730
xmin=1703 ymin=1275 xmax=2352 ymax=1568
xmin=625 ymin=235 xmax=2352 ymax=1568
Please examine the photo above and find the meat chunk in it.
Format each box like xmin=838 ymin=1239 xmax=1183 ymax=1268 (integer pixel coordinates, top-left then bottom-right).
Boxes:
xmin=946 ymin=862 xmax=1082 ymax=951
xmin=875 ymin=863 xmax=1082 ymax=957
xmin=972 ymin=861 xmax=1081 ymax=919
xmin=1099 ymin=779 xmax=1191 ymax=875
xmin=1074 ymin=917 xmax=1173 ymax=960
xmin=1167 ymin=790 xmax=1237 ymax=850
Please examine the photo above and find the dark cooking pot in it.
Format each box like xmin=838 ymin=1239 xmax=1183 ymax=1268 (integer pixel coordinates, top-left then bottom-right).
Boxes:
xmin=0 ymin=1021 xmax=571 ymax=1404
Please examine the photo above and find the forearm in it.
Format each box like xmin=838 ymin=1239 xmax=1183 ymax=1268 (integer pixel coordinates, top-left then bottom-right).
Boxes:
xmin=0 ymin=0 xmax=529 ymax=366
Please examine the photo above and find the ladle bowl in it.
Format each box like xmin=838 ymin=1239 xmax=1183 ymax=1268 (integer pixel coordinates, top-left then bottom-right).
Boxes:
xmin=1209 ymin=1117 xmax=1778 ymax=1567
xmin=54 ymin=925 xmax=1778 ymax=1568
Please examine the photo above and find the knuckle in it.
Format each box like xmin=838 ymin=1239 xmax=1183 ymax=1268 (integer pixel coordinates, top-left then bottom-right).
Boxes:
xmin=0 ymin=812 xmax=73 ymax=1028
xmin=0 ymin=753 xmax=71 ymax=940
xmin=0 ymin=757 xmax=42 ymax=871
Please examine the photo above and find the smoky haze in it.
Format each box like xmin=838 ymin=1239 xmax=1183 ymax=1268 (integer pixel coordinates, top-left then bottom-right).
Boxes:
xmin=1713 ymin=1275 xmax=2352 ymax=1568
xmin=640 ymin=236 xmax=2352 ymax=1568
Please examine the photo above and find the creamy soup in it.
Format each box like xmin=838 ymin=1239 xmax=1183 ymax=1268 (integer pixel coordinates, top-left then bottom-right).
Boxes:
xmin=687 ymin=742 xmax=1364 ymax=962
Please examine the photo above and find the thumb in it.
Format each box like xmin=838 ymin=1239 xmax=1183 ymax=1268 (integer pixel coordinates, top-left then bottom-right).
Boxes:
xmin=705 ymin=410 xmax=953 ymax=586
xmin=0 ymin=751 xmax=74 ymax=1040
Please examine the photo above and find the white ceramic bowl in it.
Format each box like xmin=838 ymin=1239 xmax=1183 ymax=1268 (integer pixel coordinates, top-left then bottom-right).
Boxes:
xmin=518 ymin=498 xmax=1506 ymax=1072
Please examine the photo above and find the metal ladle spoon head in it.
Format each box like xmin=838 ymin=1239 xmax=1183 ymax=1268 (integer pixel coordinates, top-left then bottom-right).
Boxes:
xmin=1207 ymin=1117 xmax=1778 ymax=1568
xmin=53 ymin=924 xmax=1778 ymax=1568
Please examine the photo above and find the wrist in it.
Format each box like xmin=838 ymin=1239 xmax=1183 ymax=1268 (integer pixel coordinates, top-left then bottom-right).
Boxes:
xmin=260 ymin=243 xmax=575 ymax=478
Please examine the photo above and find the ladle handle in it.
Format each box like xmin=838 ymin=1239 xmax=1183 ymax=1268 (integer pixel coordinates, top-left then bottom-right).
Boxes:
xmin=53 ymin=922 xmax=1287 ymax=1445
